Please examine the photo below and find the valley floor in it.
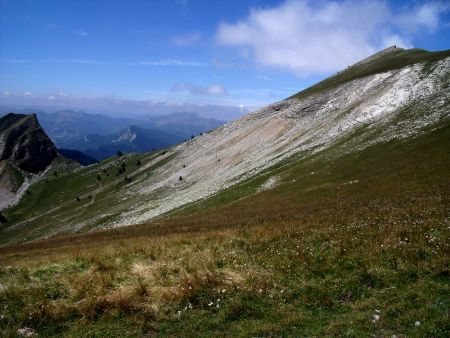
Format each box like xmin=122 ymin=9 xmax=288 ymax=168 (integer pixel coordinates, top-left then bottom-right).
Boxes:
xmin=0 ymin=125 xmax=449 ymax=337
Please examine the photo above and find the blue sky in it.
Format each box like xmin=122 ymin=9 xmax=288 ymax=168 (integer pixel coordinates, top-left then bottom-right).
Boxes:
xmin=0 ymin=0 xmax=449 ymax=119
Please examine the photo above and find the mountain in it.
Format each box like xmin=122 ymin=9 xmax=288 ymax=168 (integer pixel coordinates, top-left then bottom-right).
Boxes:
xmin=140 ymin=111 xmax=224 ymax=138
xmin=57 ymin=148 xmax=97 ymax=166
xmin=0 ymin=113 xmax=57 ymax=173
xmin=35 ymin=110 xmax=135 ymax=148
xmin=0 ymin=113 xmax=58 ymax=210
xmin=0 ymin=47 xmax=449 ymax=337
xmin=2 ymin=45 xmax=449 ymax=240
xmin=25 ymin=110 xmax=224 ymax=150
xmin=76 ymin=125 xmax=183 ymax=160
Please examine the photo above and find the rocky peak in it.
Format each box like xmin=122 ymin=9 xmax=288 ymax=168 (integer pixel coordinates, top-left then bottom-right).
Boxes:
xmin=0 ymin=113 xmax=57 ymax=173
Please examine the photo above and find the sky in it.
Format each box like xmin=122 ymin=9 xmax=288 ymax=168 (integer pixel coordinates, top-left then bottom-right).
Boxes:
xmin=0 ymin=0 xmax=449 ymax=120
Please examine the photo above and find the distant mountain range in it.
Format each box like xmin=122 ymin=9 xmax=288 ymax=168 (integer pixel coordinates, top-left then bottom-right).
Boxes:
xmin=0 ymin=109 xmax=225 ymax=160
xmin=77 ymin=125 xmax=183 ymax=160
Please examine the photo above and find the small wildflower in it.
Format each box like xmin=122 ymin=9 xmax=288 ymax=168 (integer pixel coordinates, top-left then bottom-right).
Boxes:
xmin=415 ymin=321 xmax=421 ymax=327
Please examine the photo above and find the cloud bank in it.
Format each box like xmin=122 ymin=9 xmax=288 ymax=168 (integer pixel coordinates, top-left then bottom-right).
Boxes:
xmin=0 ymin=92 xmax=249 ymax=120
xmin=216 ymin=0 xmax=449 ymax=76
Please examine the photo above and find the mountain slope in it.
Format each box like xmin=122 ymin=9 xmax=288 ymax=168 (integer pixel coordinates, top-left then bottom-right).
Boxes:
xmin=1 ymin=47 xmax=449 ymax=243
xmin=57 ymin=148 xmax=97 ymax=166
xmin=0 ymin=47 xmax=449 ymax=337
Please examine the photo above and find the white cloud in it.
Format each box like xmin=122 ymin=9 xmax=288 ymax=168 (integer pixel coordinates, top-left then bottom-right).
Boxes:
xmin=216 ymin=0 xmax=449 ymax=76
xmin=23 ymin=92 xmax=32 ymax=96
xmin=47 ymin=95 xmax=56 ymax=100
xmin=172 ymin=82 xmax=228 ymax=96
xmin=74 ymin=30 xmax=88 ymax=36
xmin=256 ymin=75 xmax=271 ymax=81
xmin=397 ymin=2 xmax=450 ymax=33
xmin=3 ymin=91 xmax=10 ymax=95
xmin=172 ymin=32 xmax=202 ymax=46
xmin=381 ymin=34 xmax=412 ymax=49
xmin=139 ymin=60 xmax=206 ymax=67
xmin=0 ymin=93 xmax=248 ymax=120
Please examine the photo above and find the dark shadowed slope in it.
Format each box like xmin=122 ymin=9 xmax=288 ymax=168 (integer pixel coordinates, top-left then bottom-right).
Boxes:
xmin=0 ymin=113 xmax=57 ymax=173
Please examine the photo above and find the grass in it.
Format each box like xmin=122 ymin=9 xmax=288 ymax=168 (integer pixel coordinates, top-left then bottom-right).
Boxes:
xmin=0 ymin=123 xmax=449 ymax=337
xmin=0 ymin=150 xmax=176 ymax=245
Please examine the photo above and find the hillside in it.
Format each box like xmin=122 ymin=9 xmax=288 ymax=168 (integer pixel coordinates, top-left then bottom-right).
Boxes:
xmin=1 ymin=46 xmax=448 ymax=242
xmin=0 ymin=47 xmax=449 ymax=337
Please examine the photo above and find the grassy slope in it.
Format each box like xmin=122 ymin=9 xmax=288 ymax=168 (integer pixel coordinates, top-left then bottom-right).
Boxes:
xmin=0 ymin=123 xmax=448 ymax=337
xmin=0 ymin=150 xmax=175 ymax=245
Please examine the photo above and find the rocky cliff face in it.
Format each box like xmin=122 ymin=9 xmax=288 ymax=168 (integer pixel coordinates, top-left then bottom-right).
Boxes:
xmin=0 ymin=113 xmax=57 ymax=173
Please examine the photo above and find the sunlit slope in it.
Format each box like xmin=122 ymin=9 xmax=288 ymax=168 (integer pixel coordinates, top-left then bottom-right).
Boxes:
xmin=1 ymin=47 xmax=449 ymax=245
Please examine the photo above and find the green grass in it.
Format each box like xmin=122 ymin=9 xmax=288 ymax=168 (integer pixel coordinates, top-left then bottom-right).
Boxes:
xmin=0 ymin=150 xmax=175 ymax=245
xmin=0 ymin=123 xmax=449 ymax=337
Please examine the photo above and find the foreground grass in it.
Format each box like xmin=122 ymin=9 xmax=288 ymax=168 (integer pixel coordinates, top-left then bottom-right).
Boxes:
xmin=0 ymin=125 xmax=449 ymax=336
xmin=0 ymin=188 xmax=448 ymax=337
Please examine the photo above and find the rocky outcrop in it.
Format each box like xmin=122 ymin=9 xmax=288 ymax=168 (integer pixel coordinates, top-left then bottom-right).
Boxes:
xmin=0 ymin=113 xmax=57 ymax=173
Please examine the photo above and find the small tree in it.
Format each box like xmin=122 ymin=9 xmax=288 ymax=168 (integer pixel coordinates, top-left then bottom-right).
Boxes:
xmin=96 ymin=175 xmax=102 ymax=181
xmin=0 ymin=212 xmax=7 ymax=223
xmin=117 ymin=150 xmax=123 ymax=157
xmin=179 ymin=176 xmax=183 ymax=181
xmin=136 ymin=160 xmax=141 ymax=166
xmin=76 ymin=197 xmax=81 ymax=202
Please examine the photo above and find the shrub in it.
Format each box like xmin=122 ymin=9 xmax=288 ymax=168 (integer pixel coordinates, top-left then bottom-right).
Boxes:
xmin=117 ymin=151 xmax=123 ymax=157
